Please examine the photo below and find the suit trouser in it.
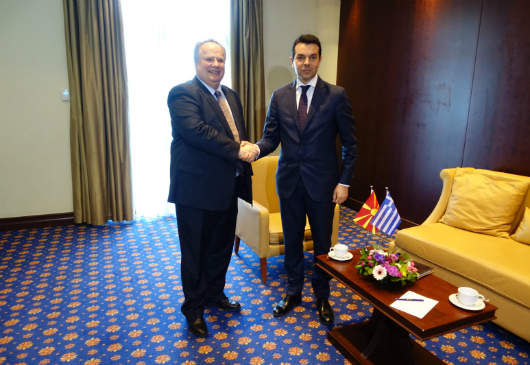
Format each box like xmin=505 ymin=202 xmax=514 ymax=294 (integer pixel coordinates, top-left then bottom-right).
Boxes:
xmin=279 ymin=178 xmax=335 ymax=299
xmin=175 ymin=189 xmax=238 ymax=319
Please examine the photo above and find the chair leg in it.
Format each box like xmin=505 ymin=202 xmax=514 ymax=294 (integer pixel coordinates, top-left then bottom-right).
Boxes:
xmin=260 ymin=257 xmax=267 ymax=283
xmin=234 ymin=236 xmax=240 ymax=254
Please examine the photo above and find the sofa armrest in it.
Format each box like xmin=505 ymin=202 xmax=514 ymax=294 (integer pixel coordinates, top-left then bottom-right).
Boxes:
xmin=235 ymin=198 xmax=270 ymax=257
xmin=423 ymin=168 xmax=456 ymax=224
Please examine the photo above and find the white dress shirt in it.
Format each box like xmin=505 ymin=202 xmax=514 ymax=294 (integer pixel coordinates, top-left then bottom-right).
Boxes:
xmin=295 ymin=74 xmax=319 ymax=113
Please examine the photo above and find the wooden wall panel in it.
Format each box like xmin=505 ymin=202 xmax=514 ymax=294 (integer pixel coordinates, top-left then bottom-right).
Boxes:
xmin=338 ymin=0 xmax=482 ymax=224
xmin=463 ymin=0 xmax=530 ymax=175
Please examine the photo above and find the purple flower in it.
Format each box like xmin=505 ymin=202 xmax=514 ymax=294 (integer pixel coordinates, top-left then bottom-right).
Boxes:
xmin=374 ymin=252 xmax=386 ymax=264
xmin=385 ymin=264 xmax=401 ymax=277
xmin=389 ymin=253 xmax=398 ymax=262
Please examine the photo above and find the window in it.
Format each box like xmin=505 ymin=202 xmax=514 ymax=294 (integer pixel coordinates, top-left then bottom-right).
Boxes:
xmin=121 ymin=0 xmax=231 ymax=217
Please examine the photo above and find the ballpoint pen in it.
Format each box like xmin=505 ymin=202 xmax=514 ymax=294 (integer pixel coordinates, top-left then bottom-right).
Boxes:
xmin=395 ymin=298 xmax=424 ymax=302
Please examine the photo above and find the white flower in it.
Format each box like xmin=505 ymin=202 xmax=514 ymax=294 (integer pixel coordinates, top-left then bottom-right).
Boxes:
xmin=372 ymin=265 xmax=387 ymax=280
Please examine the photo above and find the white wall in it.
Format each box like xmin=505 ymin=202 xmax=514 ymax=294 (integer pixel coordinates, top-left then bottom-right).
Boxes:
xmin=0 ymin=0 xmax=340 ymax=219
xmin=263 ymin=0 xmax=341 ymax=103
xmin=0 ymin=0 xmax=72 ymax=218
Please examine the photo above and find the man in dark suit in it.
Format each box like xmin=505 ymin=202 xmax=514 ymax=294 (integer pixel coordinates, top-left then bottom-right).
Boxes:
xmin=256 ymin=34 xmax=357 ymax=325
xmin=167 ymin=39 xmax=257 ymax=337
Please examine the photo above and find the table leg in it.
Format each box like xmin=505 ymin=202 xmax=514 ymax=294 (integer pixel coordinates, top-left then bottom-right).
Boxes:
xmin=327 ymin=309 xmax=445 ymax=365
xmin=362 ymin=310 xmax=415 ymax=363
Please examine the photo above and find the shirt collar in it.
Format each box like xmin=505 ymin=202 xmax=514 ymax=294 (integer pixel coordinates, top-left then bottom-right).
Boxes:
xmin=296 ymin=75 xmax=318 ymax=90
xmin=197 ymin=77 xmax=222 ymax=96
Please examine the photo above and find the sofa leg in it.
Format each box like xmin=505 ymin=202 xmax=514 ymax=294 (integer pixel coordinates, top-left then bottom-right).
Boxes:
xmin=260 ymin=258 xmax=267 ymax=283
xmin=234 ymin=236 xmax=240 ymax=254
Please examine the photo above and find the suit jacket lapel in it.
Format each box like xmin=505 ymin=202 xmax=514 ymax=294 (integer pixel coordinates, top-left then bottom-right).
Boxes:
xmin=288 ymin=80 xmax=298 ymax=119
xmin=305 ymin=77 xmax=325 ymax=128
xmin=286 ymin=81 xmax=302 ymax=140
xmin=194 ymin=77 xmax=234 ymax=138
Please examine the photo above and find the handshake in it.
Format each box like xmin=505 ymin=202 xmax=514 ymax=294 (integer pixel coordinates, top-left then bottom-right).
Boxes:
xmin=238 ymin=141 xmax=260 ymax=163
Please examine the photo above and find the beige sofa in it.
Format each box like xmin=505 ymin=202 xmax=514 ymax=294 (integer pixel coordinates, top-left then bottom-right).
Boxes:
xmin=395 ymin=168 xmax=530 ymax=342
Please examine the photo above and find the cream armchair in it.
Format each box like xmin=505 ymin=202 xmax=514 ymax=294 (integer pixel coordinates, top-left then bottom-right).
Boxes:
xmin=234 ymin=155 xmax=340 ymax=283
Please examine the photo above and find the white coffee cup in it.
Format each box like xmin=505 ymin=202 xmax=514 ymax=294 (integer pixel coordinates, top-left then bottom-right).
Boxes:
xmin=457 ymin=287 xmax=485 ymax=306
xmin=329 ymin=243 xmax=348 ymax=258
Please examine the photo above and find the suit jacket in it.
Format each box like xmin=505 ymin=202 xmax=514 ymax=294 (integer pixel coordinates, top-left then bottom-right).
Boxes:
xmin=257 ymin=77 xmax=357 ymax=202
xmin=167 ymin=77 xmax=252 ymax=210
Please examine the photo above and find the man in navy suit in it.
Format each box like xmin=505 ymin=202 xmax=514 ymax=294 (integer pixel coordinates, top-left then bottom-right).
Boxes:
xmin=256 ymin=34 xmax=357 ymax=324
xmin=167 ymin=40 xmax=257 ymax=337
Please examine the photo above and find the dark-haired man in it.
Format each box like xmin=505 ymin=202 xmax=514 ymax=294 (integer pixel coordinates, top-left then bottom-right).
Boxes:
xmin=167 ymin=39 xmax=258 ymax=337
xmin=256 ymin=34 xmax=357 ymax=325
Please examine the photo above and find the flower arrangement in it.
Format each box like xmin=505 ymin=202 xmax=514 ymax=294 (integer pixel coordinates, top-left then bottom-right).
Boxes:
xmin=355 ymin=245 xmax=419 ymax=287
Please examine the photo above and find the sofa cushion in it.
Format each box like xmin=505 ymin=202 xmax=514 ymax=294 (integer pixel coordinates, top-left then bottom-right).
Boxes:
xmin=441 ymin=168 xmax=529 ymax=237
xmin=512 ymin=207 xmax=530 ymax=245
xmin=269 ymin=213 xmax=311 ymax=244
xmin=396 ymin=223 xmax=530 ymax=308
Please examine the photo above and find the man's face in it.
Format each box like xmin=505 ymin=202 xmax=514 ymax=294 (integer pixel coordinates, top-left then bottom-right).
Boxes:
xmin=291 ymin=43 xmax=321 ymax=84
xmin=196 ymin=42 xmax=225 ymax=89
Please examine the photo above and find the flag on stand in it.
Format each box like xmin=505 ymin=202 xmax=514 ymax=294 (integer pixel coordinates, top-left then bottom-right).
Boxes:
xmin=353 ymin=187 xmax=379 ymax=234
xmin=372 ymin=188 xmax=401 ymax=236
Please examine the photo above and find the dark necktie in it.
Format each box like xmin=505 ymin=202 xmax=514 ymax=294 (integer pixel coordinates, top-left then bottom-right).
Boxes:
xmin=296 ymin=85 xmax=310 ymax=131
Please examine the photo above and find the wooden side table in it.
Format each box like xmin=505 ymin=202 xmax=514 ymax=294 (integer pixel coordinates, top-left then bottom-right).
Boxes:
xmin=316 ymin=250 xmax=497 ymax=365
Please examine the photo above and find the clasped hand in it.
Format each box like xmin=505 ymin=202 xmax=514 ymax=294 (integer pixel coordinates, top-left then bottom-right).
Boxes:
xmin=238 ymin=141 xmax=259 ymax=162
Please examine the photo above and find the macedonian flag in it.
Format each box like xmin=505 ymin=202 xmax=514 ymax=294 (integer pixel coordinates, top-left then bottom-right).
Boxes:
xmin=353 ymin=187 xmax=380 ymax=234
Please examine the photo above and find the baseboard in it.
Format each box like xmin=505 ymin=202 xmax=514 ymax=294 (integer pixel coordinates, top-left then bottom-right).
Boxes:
xmin=0 ymin=212 xmax=75 ymax=231
xmin=399 ymin=216 xmax=418 ymax=229
xmin=343 ymin=197 xmax=362 ymax=211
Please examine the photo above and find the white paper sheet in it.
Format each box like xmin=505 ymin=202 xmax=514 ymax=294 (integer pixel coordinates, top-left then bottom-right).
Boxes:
xmin=390 ymin=290 xmax=438 ymax=319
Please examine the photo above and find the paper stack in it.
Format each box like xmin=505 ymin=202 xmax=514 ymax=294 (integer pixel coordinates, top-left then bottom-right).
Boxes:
xmin=390 ymin=290 xmax=438 ymax=319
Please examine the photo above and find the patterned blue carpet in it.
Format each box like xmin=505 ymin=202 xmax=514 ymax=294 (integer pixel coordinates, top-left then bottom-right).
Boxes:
xmin=0 ymin=207 xmax=528 ymax=364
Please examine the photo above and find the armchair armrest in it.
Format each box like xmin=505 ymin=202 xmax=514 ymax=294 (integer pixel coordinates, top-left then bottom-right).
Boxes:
xmin=331 ymin=204 xmax=340 ymax=245
xmin=235 ymin=198 xmax=270 ymax=257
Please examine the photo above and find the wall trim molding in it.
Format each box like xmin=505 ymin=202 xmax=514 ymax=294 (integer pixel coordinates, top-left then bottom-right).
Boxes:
xmin=0 ymin=212 xmax=75 ymax=231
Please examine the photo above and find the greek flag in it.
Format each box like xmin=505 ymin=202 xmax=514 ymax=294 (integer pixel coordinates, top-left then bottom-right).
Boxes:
xmin=372 ymin=190 xmax=401 ymax=236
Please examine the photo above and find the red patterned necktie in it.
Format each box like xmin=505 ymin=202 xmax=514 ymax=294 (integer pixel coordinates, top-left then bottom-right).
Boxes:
xmin=297 ymin=85 xmax=310 ymax=130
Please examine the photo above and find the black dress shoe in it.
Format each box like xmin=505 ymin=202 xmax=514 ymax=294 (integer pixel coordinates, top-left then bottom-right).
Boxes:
xmin=273 ymin=294 xmax=302 ymax=317
xmin=317 ymin=298 xmax=334 ymax=325
xmin=186 ymin=316 xmax=208 ymax=338
xmin=213 ymin=297 xmax=241 ymax=312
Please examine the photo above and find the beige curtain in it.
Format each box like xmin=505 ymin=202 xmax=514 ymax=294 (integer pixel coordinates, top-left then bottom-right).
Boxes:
xmin=63 ymin=0 xmax=133 ymax=225
xmin=230 ymin=0 xmax=266 ymax=142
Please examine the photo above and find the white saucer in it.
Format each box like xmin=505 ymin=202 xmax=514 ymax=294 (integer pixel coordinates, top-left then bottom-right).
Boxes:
xmin=328 ymin=251 xmax=353 ymax=261
xmin=449 ymin=294 xmax=485 ymax=311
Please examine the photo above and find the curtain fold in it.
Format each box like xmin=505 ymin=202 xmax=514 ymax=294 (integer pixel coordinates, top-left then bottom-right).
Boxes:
xmin=230 ymin=0 xmax=266 ymax=142
xmin=63 ymin=0 xmax=133 ymax=225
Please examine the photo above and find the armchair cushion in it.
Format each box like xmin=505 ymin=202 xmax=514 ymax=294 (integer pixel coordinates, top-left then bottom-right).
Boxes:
xmin=441 ymin=168 xmax=529 ymax=237
xmin=269 ymin=212 xmax=312 ymax=244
